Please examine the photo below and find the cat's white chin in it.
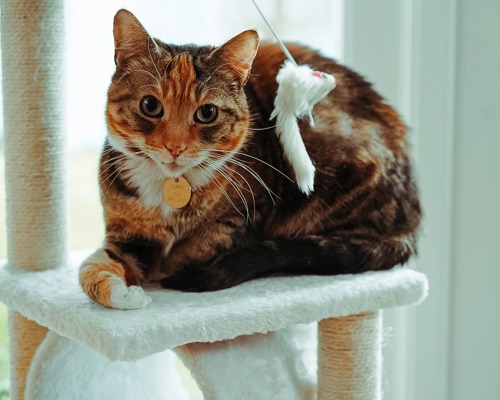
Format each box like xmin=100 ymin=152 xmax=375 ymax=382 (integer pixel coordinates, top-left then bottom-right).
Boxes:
xmin=157 ymin=161 xmax=189 ymax=178
xmin=121 ymin=155 xmax=210 ymax=211
xmin=164 ymin=162 xmax=182 ymax=172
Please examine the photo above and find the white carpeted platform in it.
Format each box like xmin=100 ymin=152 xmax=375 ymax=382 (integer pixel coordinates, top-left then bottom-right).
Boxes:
xmin=0 ymin=251 xmax=428 ymax=362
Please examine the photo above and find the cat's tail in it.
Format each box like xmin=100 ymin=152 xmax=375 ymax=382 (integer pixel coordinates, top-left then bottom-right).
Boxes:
xmin=161 ymin=235 xmax=416 ymax=292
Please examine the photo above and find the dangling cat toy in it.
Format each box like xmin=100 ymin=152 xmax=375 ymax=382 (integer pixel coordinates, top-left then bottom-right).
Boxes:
xmin=252 ymin=0 xmax=336 ymax=195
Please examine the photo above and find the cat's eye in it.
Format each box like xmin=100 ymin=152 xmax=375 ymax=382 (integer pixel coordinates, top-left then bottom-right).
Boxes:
xmin=194 ymin=104 xmax=218 ymax=124
xmin=140 ymin=96 xmax=163 ymax=118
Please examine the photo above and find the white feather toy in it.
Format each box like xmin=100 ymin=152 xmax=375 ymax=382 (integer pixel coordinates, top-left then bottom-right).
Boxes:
xmin=252 ymin=0 xmax=336 ymax=195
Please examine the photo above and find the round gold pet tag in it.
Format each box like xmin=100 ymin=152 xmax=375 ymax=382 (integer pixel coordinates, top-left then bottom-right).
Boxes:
xmin=163 ymin=176 xmax=192 ymax=208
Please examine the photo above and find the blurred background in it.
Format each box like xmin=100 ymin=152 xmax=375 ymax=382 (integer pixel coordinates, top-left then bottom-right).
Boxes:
xmin=0 ymin=0 xmax=498 ymax=399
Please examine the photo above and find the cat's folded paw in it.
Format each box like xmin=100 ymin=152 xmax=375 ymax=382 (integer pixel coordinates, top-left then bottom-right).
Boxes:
xmin=80 ymin=249 xmax=150 ymax=309
xmin=109 ymin=276 xmax=152 ymax=309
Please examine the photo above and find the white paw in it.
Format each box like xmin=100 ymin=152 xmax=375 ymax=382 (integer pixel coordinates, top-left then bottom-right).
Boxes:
xmin=109 ymin=276 xmax=152 ymax=310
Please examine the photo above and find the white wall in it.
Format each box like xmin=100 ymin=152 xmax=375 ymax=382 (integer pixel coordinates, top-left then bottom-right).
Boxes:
xmin=450 ymin=1 xmax=500 ymax=399
xmin=345 ymin=1 xmax=500 ymax=399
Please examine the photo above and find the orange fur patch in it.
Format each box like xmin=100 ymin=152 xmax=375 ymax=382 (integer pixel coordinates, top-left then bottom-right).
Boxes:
xmin=80 ymin=253 xmax=126 ymax=308
xmin=107 ymin=114 xmax=132 ymax=139
xmin=162 ymin=53 xmax=197 ymax=102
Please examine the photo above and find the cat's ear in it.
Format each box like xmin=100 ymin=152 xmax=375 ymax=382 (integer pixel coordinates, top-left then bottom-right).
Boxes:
xmin=113 ymin=9 xmax=151 ymax=67
xmin=212 ymin=30 xmax=260 ymax=85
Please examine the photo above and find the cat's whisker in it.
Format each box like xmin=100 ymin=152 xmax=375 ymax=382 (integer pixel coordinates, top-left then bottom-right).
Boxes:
xmin=101 ymin=154 xmax=149 ymax=200
xmin=206 ymin=160 xmax=251 ymax=223
xmin=212 ymin=148 xmax=293 ymax=182
xmin=212 ymin=164 xmax=255 ymax=222
xmin=233 ymin=154 xmax=293 ymax=183
xmin=100 ymin=157 xmax=139 ymax=183
xmin=133 ymin=149 xmax=153 ymax=160
xmin=201 ymin=159 xmax=251 ymax=223
xmin=220 ymin=164 xmax=255 ymax=195
xmin=199 ymin=62 xmax=236 ymax=89
xmin=101 ymin=146 xmax=116 ymax=155
xmin=101 ymin=161 xmax=132 ymax=200
xmin=101 ymin=148 xmax=149 ymax=170
xmin=99 ymin=156 xmax=128 ymax=177
xmin=204 ymin=149 xmax=280 ymax=203
xmin=162 ymin=52 xmax=181 ymax=76
xmin=201 ymin=87 xmax=238 ymax=108
xmin=139 ymin=84 xmax=161 ymax=90
xmin=247 ymin=124 xmax=282 ymax=132
xmin=100 ymin=148 xmax=123 ymax=161
xmin=117 ymin=68 xmax=161 ymax=90
xmin=205 ymin=151 xmax=251 ymax=184
xmin=196 ymin=165 xmax=234 ymax=214
xmin=161 ymin=52 xmax=189 ymax=84
xmin=227 ymin=158 xmax=279 ymax=204
xmin=100 ymin=154 xmax=126 ymax=167
xmin=147 ymin=37 xmax=163 ymax=80
xmin=196 ymin=163 xmax=247 ymax=221
xmin=227 ymin=159 xmax=276 ymax=200
xmin=246 ymin=111 xmax=285 ymax=132
xmin=221 ymin=164 xmax=256 ymax=223
xmin=101 ymin=156 xmax=148 ymax=198
xmin=99 ymin=151 xmax=136 ymax=176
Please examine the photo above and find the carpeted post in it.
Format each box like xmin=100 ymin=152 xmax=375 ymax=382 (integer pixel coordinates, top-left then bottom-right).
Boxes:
xmin=7 ymin=312 xmax=48 ymax=400
xmin=318 ymin=312 xmax=383 ymax=400
xmin=1 ymin=0 xmax=66 ymax=398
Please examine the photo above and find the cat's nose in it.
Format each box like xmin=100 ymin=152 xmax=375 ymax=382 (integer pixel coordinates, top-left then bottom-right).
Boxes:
xmin=166 ymin=142 xmax=187 ymax=159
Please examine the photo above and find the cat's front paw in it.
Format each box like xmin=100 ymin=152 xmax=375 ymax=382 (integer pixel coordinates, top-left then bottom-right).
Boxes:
xmin=80 ymin=248 xmax=151 ymax=309
xmin=108 ymin=275 xmax=152 ymax=309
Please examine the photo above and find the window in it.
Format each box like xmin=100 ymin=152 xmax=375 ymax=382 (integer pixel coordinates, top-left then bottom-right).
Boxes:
xmin=0 ymin=1 xmax=343 ymax=398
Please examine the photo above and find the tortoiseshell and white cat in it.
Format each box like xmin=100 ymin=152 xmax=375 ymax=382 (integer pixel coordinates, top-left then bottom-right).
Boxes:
xmin=80 ymin=10 xmax=421 ymax=309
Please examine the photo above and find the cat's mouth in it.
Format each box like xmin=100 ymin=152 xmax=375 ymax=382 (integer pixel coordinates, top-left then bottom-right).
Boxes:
xmin=163 ymin=162 xmax=181 ymax=171
xmin=158 ymin=160 xmax=189 ymax=177
xmin=151 ymin=153 xmax=199 ymax=178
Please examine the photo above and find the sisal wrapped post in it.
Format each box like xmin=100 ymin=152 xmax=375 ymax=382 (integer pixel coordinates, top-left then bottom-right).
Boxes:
xmin=318 ymin=312 xmax=383 ymax=400
xmin=1 ymin=0 xmax=67 ymax=398
xmin=7 ymin=312 xmax=48 ymax=400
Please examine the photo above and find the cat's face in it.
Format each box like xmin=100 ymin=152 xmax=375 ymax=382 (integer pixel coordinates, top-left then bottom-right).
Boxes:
xmin=106 ymin=10 xmax=259 ymax=180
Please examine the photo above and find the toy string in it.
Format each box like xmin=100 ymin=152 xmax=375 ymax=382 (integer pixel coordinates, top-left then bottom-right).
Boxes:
xmin=251 ymin=0 xmax=297 ymax=67
xmin=251 ymin=0 xmax=318 ymax=125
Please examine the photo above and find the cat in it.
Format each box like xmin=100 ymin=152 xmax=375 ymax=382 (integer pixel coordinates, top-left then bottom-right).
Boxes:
xmin=80 ymin=9 xmax=421 ymax=309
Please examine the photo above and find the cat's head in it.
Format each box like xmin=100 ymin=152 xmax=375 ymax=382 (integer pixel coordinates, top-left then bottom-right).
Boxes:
xmin=106 ymin=9 xmax=259 ymax=180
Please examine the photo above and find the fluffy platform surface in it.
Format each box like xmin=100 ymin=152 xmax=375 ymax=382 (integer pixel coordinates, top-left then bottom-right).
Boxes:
xmin=0 ymin=251 xmax=428 ymax=362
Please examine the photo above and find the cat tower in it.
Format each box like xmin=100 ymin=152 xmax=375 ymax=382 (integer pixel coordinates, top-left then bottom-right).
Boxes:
xmin=0 ymin=1 xmax=428 ymax=399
